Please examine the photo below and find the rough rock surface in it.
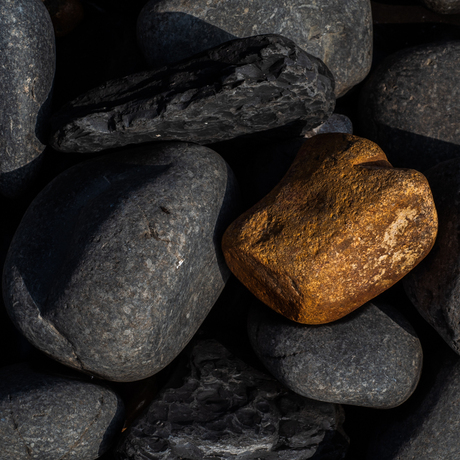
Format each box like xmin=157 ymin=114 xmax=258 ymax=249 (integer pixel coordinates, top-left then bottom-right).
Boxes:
xmin=367 ymin=355 xmax=460 ymax=459
xmin=0 ymin=363 xmax=125 ymax=460
xmin=222 ymin=133 xmax=438 ymax=324
xmin=0 ymin=0 xmax=55 ymax=197
xmin=137 ymin=0 xmax=372 ymax=97
xmin=421 ymin=0 xmax=460 ymax=14
xmin=404 ymin=158 xmax=460 ymax=355
xmin=116 ymin=340 xmax=349 ymax=460
xmin=2 ymin=142 xmax=239 ymax=382
xmin=49 ymin=34 xmax=335 ymax=153
xmin=248 ymin=301 xmax=423 ymax=408
xmin=359 ymin=41 xmax=460 ymax=171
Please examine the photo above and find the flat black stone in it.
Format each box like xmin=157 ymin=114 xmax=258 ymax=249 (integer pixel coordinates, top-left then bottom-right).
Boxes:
xmin=116 ymin=339 xmax=349 ymax=460
xmin=49 ymin=34 xmax=335 ymax=153
xmin=2 ymin=142 xmax=239 ymax=382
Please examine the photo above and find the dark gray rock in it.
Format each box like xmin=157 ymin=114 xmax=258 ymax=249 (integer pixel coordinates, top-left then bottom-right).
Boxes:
xmin=0 ymin=0 xmax=55 ymax=198
xmin=248 ymin=301 xmax=423 ymax=408
xmin=2 ymin=142 xmax=239 ymax=382
xmin=359 ymin=41 xmax=460 ymax=172
xmin=404 ymin=158 xmax=460 ymax=355
xmin=49 ymin=34 xmax=335 ymax=153
xmin=0 ymin=362 xmax=125 ymax=460
xmin=116 ymin=339 xmax=349 ymax=460
xmin=421 ymin=0 xmax=460 ymax=14
xmin=137 ymin=0 xmax=372 ymax=97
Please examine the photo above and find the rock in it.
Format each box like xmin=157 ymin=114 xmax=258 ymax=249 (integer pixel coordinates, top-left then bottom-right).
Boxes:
xmin=43 ymin=0 xmax=84 ymax=37
xmin=116 ymin=339 xmax=349 ymax=460
xmin=421 ymin=0 xmax=460 ymax=14
xmin=303 ymin=114 xmax=353 ymax=139
xmin=222 ymin=133 xmax=438 ymax=324
xmin=404 ymin=157 xmax=460 ymax=355
xmin=137 ymin=0 xmax=372 ymax=97
xmin=0 ymin=362 xmax=125 ymax=460
xmin=359 ymin=41 xmax=460 ymax=172
xmin=366 ymin=355 xmax=460 ymax=459
xmin=49 ymin=34 xmax=335 ymax=153
xmin=248 ymin=300 xmax=423 ymax=408
xmin=2 ymin=141 xmax=239 ymax=382
xmin=0 ymin=0 xmax=55 ymax=197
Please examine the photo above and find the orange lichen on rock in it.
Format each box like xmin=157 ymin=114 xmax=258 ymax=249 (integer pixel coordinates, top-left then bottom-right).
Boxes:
xmin=222 ymin=133 xmax=438 ymax=324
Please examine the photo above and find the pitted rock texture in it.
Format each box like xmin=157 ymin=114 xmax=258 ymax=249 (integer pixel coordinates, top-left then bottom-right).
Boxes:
xmin=137 ymin=0 xmax=372 ymax=97
xmin=248 ymin=301 xmax=423 ymax=408
xmin=359 ymin=41 xmax=460 ymax=172
xmin=421 ymin=0 xmax=460 ymax=14
xmin=404 ymin=158 xmax=460 ymax=355
xmin=116 ymin=340 xmax=349 ymax=460
xmin=0 ymin=363 xmax=125 ymax=460
xmin=0 ymin=0 xmax=55 ymax=197
xmin=49 ymin=34 xmax=335 ymax=153
xmin=2 ymin=142 xmax=239 ymax=382
xmin=222 ymin=133 xmax=438 ymax=324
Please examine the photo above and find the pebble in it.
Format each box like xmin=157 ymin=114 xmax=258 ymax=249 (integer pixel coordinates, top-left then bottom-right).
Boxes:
xmin=2 ymin=142 xmax=239 ymax=382
xmin=222 ymin=133 xmax=438 ymax=324
xmin=421 ymin=0 xmax=460 ymax=14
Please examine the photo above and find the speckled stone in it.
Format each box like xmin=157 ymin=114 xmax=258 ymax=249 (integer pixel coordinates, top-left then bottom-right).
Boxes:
xmin=248 ymin=300 xmax=423 ymax=408
xmin=49 ymin=34 xmax=335 ymax=154
xmin=421 ymin=0 xmax=460 ymax=14
xmin=222 ymin=134 xmax=438 ymax=324
xmin=116 ymin=339 xmax=349 ymax=460
xmin=2 ymin=142 xmax=239 ymax=382
xmin=359 ymin=41 xmax=460 ymax=171
xmin=0 ymin=363 xmax=125 ymax=460
xmin=137 ymin=0 xmax=372 ymax=97
xmin=0 ymin=0 xmax=55 ymax=197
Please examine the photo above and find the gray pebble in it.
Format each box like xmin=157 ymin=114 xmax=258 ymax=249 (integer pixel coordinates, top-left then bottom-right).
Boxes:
xmin=421 ymin=0 xmax=460 ymax=14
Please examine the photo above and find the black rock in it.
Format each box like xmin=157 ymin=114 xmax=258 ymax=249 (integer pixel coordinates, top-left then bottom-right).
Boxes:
xmin=0 ymin=0 xmax=55 ymax=197
xmin=116 ymin=339 xmax=349 ymax=460
xmin=137 ymin=0 xmax=372 ymax=97
xmin=0 ymin=363 xmax=125 ymax=460
xmin=2 ymin=142 xmax=239 ymax=382
xmin=359 ymin=41 xmax=460 ymax=172
xmin=248 ymin=301 xmax=423 ymax=408
xmin=49 ymin=34 xmax=335 ymax=153
xmin=421 ymin=0 xmax=460 ymax=14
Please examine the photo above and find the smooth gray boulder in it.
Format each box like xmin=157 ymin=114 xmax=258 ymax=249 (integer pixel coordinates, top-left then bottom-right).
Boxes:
xmin=137 ymin=0 xmax=372 ymax=97
xmin=0 ymin=0 xmax=55 ymax=197
xmin=116 ymin=339 xmax=349 ymax=460
xmin=248 ymin=301 xmax=423 ymax=408
xmin=2 ymin=142 xmax=239 ymax=382
xmin=0 ymin=363 xmax=125 ymax=460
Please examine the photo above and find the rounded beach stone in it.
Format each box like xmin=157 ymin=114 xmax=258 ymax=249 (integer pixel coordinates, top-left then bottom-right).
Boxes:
xmin=421 ymin=0 xmax=460 ymax=14
xmin=137 ymin=0 xmax=373 ymax=97
xmin=0 ymin=363 xmax=125 ymax=460
xmin=359 ymin=41 xmax=460 ymax=172
xmin=0 ymin=0 xmax=55 ymax=197
xmin=404 ymin=158 xmax=460 ymax=355
xmin=248 ymin=300 xmax=423 ymax=408
xmin=222 ymin=133 xmax=438 ymax=324
xmin=116 ymin=339 xmax=349 ymax=460
xmin=2 ymin=142 xmax=239 ymax=382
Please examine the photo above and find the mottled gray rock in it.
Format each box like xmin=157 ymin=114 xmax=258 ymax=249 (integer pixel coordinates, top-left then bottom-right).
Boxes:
xmin=404 ymin=158 xmax=460 ymax=355
xmin=359 ymin=41 xmax=460 ymax=171
xmin=248 ymin=301 xmax=422 ymax=408
xmin=137 ymin=0 xmax=372 ymax=97
xmin=2 ymin=142 xmax=239 ymax=382
xmin=0 ymin=363 xmax=125 ymax=460
xmin=303 ymin=114 xmax=353 ymax=139
xmin=0 ymin=0 xmax=55 ymax=197
xmin=116 ymin=340 xmax=349 ymax=460
xmin=50 ymin=34 xmax=335 ymax=153
xmin=366 ymin=355 xmax=460 ymax=459
xmin=421 ymin=0 xmax=460 ymax=14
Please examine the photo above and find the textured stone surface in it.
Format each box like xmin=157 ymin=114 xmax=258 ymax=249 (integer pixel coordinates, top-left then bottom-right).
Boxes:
xmin=2 ymin=142 xmax=239 ymax=381
xmin=421 ymin=0 xmax=460 ymax=14
xmin=0 ymin=0 xmax=55 ymax=197
xmin=50 ymin=34 xmax=335 ymax=153
xmin=0 ymin=363 xmax=125 ymax=460
xmin=303 ymin=114 xmax=353 ymax=139
xmin=366 ymin=355 xmax=460 ymax=459
xmin=137 ymin=0 xmax=372 ymax=97
xmin=116 ymin=339 xmax=349 ymax=460
xmin=248 ymin=300 xmax=423 ymax=408
xmin=404 ymin=158 xmax=460 ymax=355
xmin=359 ymin=41 xmax=460 ymax=171
xmin=222 ymin=133 xmax=438 ymax=324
